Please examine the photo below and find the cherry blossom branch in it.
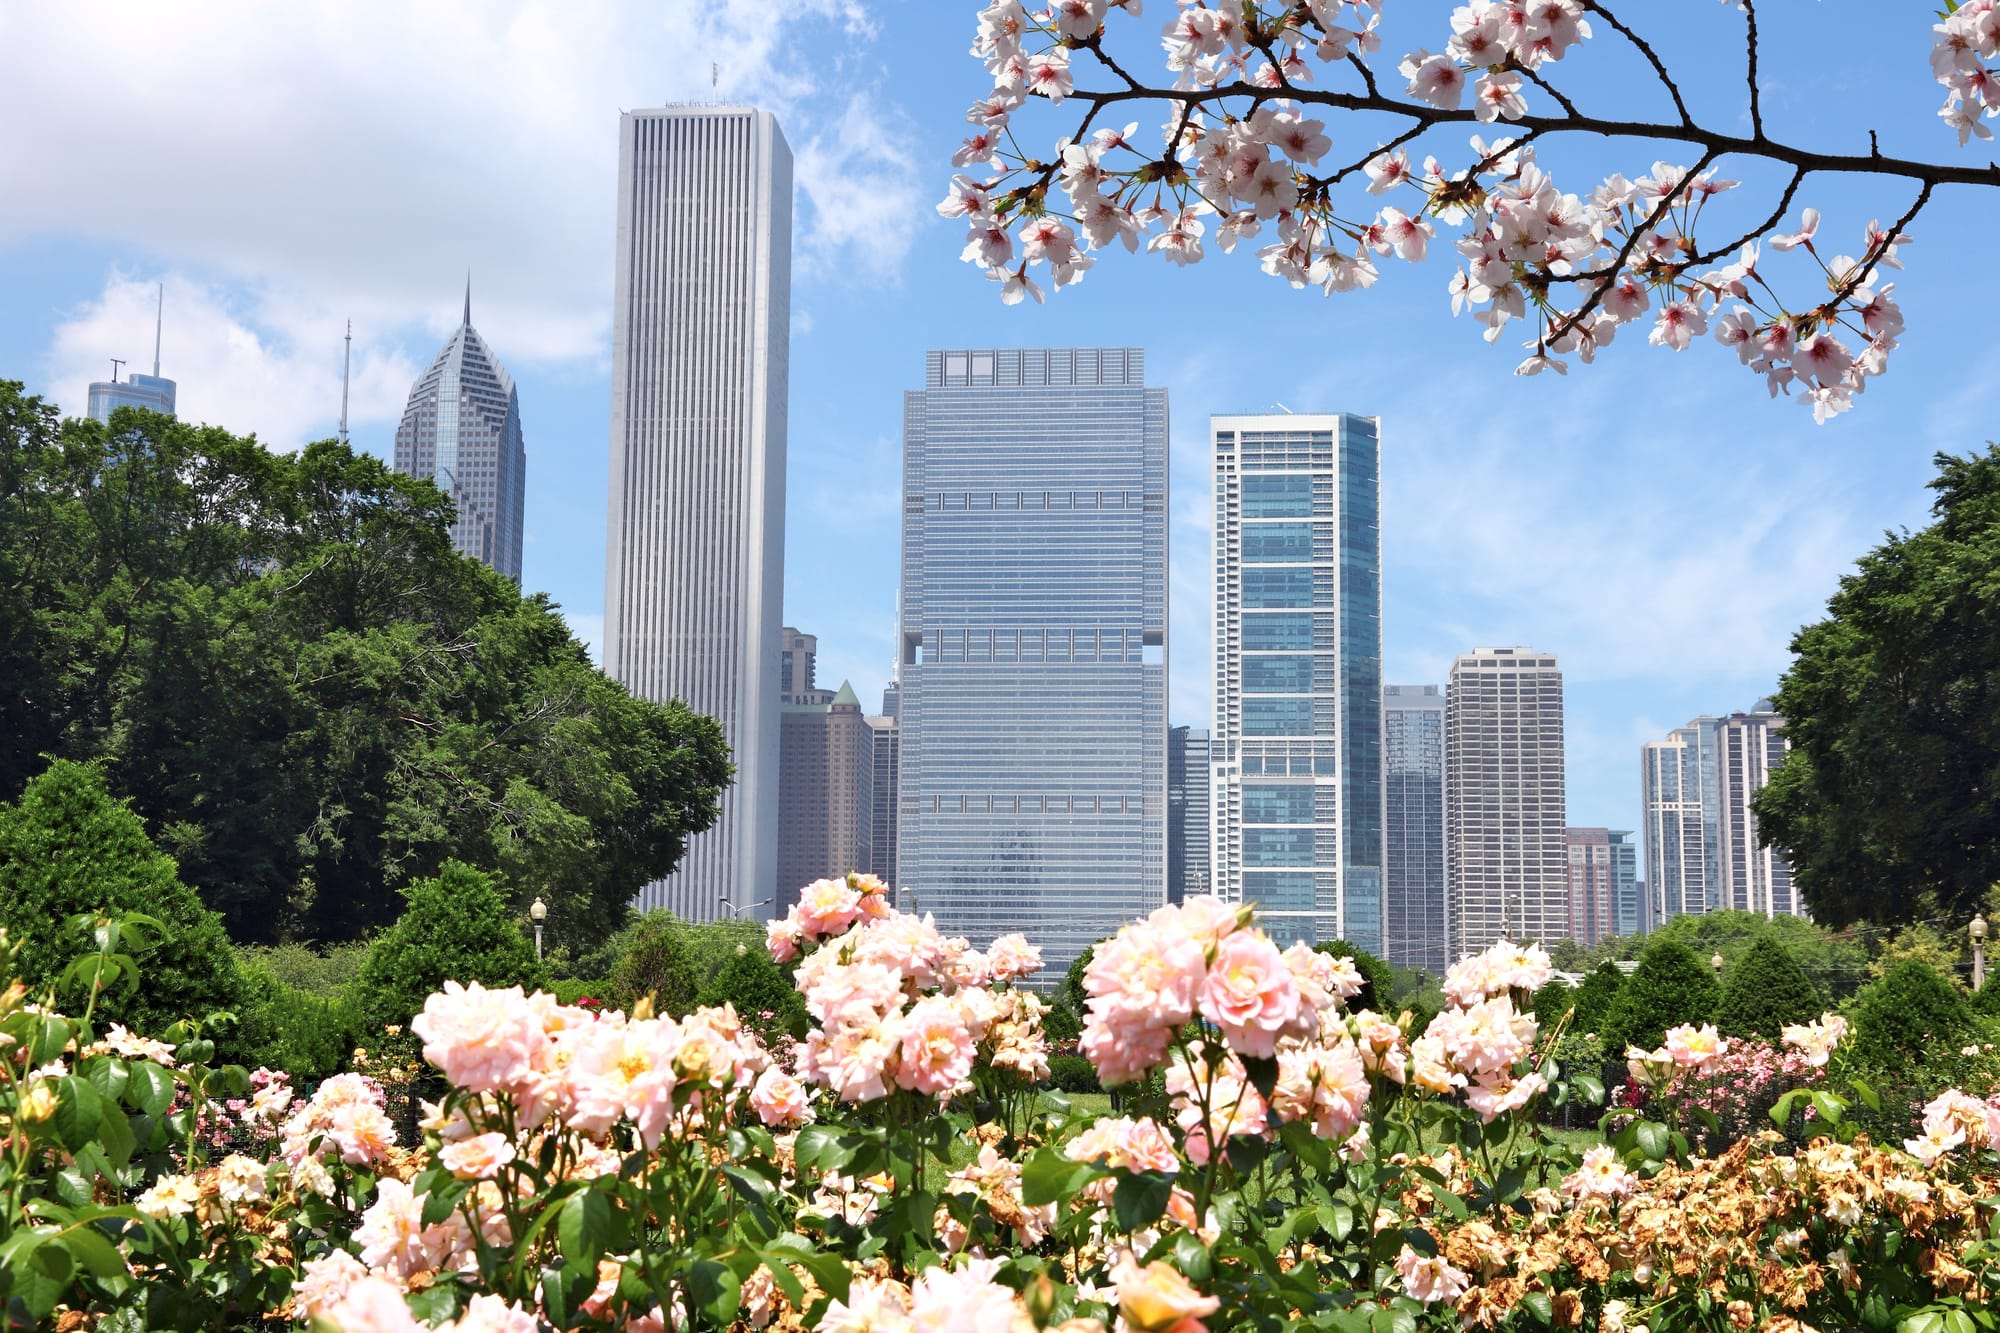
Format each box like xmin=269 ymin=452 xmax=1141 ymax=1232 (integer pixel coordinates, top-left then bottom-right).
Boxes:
xmin=1581 ymin=0 xmax=1694 ymax=127
xmin=1744 ymin=0 xmax=1766 ymax=142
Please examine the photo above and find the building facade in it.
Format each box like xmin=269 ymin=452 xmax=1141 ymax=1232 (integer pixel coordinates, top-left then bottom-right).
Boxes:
xmin=1640 ymin=717 xmax=1722 ymax=923
xmin=87 ymin=285 xmax=178 ymax=425
xmin=1565 ymin=827 xmax=1640 ymax=947
xmin=781 ymin=626 xmax=833 ymax=705
xmin=1446 ymin=648 xmax=1567 ymax=957
xmin=866 ymin=709 xmax=899 ymax=889
xmin=898 ymin=347 xmax=1167 ymax=979
xmin=604 ymin=105 xmax=792 ymax=921
xmin=1715 ymin=706 xmax=1800 ymax=917
xmin=1210 ymin=413 xmax=1383 ymax=951
xmin=1384 ymin=684 xmax=1448 ymax=976
xmin=393 ymin=284 xmax=527 ymax=580
xmin=1168 ymin=726 xmax=1212 ymax=904
xmin=777 ymin=681 xmax=874 ymax=910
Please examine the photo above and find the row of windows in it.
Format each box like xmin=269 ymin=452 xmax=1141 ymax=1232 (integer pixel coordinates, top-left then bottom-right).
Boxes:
xmin=922 ymin=490 xmax=1158 ymax=510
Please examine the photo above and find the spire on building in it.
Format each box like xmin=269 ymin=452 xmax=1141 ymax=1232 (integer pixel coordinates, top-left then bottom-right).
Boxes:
xmin=464 ymin=272 xmax=472 ymax=328
xmin=339 ymin=320 xmax=352 ymax=447
xmin=152 ymin=282 xmax=164 ymax=378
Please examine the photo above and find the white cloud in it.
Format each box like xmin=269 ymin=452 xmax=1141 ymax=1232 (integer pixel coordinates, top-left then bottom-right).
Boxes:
xmin=1 ymin=2 xmax=919 ymax=388
xmin=48 ymin=270 xmax=419 ymax=448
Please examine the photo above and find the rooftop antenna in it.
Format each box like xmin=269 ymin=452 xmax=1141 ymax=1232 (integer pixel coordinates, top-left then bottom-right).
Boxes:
xmin=712 ymin=62 xmax=718 ymax=90
xmin=1269 ymin=401 xmax=1294 ymax=414
xmin=109 ymin=358 xmax=126 ymax=383
xmin=338 ymin=320 xmax=352 ymax=447
xmin=463 ymin=271 xmax=472 ymax=328
xmin=151 ymin=282 xmax=164 ymax=377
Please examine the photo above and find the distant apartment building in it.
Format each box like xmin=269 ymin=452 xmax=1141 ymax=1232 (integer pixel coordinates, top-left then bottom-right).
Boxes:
xmin=896 ymin=348 xmax=1167 ymax=978
xmin=1168 ymin=726 xmax=1212 ymax=904
xmin=1640 ymin=717 xmax=1722 ymax=922
xmin=777 ymin=680 xmax=873 ymax=911
xmin=866 ymin=706 xmax=899 ymax=889
xmin=1714 ymin=705 xmax=1799 ymax=917
xmin=1210 ymin=412 xmax=1384 ymax=951
xmin=1566 ymin=828 xmax=1640 ymax=947
xmin=781 ymin=626 xmax=834 ymax=705
xmin=1384 ymin=684 xmax=1448 ymax=976
xmin=604 ymin=105 xmax=791 ymax=921
xmin=1446 ymin=648 xmax=1567 ymax=957
xmin=393 ymin=283 xmax=527 ymax=580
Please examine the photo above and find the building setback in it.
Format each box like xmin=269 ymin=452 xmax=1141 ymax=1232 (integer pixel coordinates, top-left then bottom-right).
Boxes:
xmin=604 ymin=105 xmax=791 ymax=921
xmin=1640 ymin=717 xmax=1721 ymax=923
xmin=1446 ymin=648 xmax=1567 ymax=958
xmin=897 ymin=347 xmax=1167 ymax=979
xmin=1714 ymin=706 xmax=1800 ymax=917
xmin=1384 ymin=684 xmax=1448 ymax=976
xmin=777 ymin=680 xmax=874 ymax=911
xmin=1565 ymin=827 xmax=1640 ymax=948
xmin=393 ymin=283 xmax=527 ymax=580
xmin=1168 ymin=726 xmax=1212 ymax=904
xmin=1210 ymin=413 xmax=1384 ymax=951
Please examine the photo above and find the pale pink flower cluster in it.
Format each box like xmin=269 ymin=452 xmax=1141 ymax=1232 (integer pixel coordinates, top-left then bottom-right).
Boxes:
xmin=766 ymin=873 xmax=897 ymax=962
xmin=1562 ymin=1144 xmax=1636 ymax=1203
xmin=1905 ymin=1087 xmax=2000 ymax=1165
xmin=1662 ymin=1022 xmax=1729 ymax=1075
xmin=1932 ymin=0 xmax=2000 ymax=144
xmin=1394 ymin=1243 xmax=1472 ymax=1306
xmin=86 ymin=1021 xmax=177 ymax=1065
xmin=1399 ymin=1 xmax=1591 ymax=118
xmin=1780 ymin=1012 xmax=1849 ymax=1069
xmin=1065 ymin=1114 xmax=1181 ymax=1175
xmin=1407 ymin=941 xmax=1549 ymax=1121
xmin=279 ymin=1071 xmax=398 ymax=1174
xmin=785 ymin=899 xmax=1047 ymax=1104
xmin=1440 ymin=940 xmax=1553 ymax=1007
xmin=307 ymin=1262 xmax=540 ymax=1333
xmin=817 ymin=1256 xmax=1104 ymax=1333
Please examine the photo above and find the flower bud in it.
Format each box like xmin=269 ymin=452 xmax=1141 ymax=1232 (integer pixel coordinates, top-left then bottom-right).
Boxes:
xmin=19 ymin=1081 xmax=58 ymax=1124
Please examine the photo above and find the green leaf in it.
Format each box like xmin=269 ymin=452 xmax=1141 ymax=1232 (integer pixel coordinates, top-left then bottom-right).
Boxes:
xmin=1570 ymin=1073 xmax=1605 ymax=1106
xmin=1021 ymin=1147 xmax=1094 ymax=1207
xmin=1318 ymin=1203 xmax=1356 ymax=1242
xmin=59 ymin=1225 xmax=127 ymax=1280
xmin=1170 ymin=1231 xmax=1213 ymax=1282
xmin=760 ymin=1255 xmax=806 ymax=1308
xmin=686 ymin=1258 xmax=741 ymax=1325
xmin=1770 ymin=1089 xmax=1805 ymax=1128
xmin=1632 ymin=1120 xmax=1669 ymax=1163
xmin=793 ymin=1125 xmax=857 ymax=1174
xmin=1520 ymin=1292 xmax=1554 ymax=1325
xmin=1810 ymin=1090 xmax=1846 ymax=1126
xmin=1112 ymin=1171 xmax=1176 ymax=1232
xmin=82 ymin=1056 xmax=130 ymax=1105
xmin=126 ymin=1061 xmax=174 ymax=1119
xmin=53 ymin=1076 xmax=104 ymax=1151
xmin=559 ymin=1189 xmax=613 ymax=1268
xmin=1423 ymin=1179 xmax=1471 ymax=1222
xmin=1851 ymin=1077 xmax=1881 ymax=1113
xmin=7 ymin=1236 xmax=73 ymax=1322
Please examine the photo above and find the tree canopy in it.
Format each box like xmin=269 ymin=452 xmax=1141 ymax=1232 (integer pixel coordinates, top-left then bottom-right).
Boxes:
xmin=1602 ymin=939 xmax=1720 ymax=1055
xmin=1758 ymin=447 xmax=2000 ymax=929
xmin=1712 ymin=937 xmax=1825 ymax=1040
xmin=0 ymin=383 xmax=732 ymax=949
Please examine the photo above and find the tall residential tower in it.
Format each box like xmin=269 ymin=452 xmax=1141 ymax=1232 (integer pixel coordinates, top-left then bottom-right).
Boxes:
xmin=898 ymin=348 xmax=1167 ymax=978
xmin=1211 ymin=413 xmax=1383 ymax=951
xmin=604 ymin=106 xmax=792 ymax=920
xmin=1715 ymin=706 xmax=1799 ymax=917
xmin=393 ymin=283 xmax=527 ymax=580
xmin=1384 ymin=684 xmax=1448 ymax=976
xmin=1446 ymin=648 xmax=1567 ymax=957
xmin=1640 ymin=717 xmax=1721 ymax=922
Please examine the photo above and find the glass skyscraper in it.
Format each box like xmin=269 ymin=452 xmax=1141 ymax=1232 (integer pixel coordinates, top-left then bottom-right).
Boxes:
xmin=604 ymin=106 xmax=791 ymax=921
xmin=1211 ymin=413 xmax=1383 ymax=952
xmin=393 ymin=283 xmax=527 ymax=581
xmin=1715 ymin=707 xmax=1800 ymax=918
xmin=1641 ymin=716 xmax=1722 ymax=921
xmin=898 ymin=348 xmax=1166 ymax=979
xmin=1384 ymin=684 xmax=1447 ymax=976
xmin=1168 ymin=725 xmax=1212 ymax=904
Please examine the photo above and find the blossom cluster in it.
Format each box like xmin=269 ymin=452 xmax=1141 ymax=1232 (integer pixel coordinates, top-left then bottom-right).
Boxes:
xmin=1407 ymin=940 xmax=1552 ymax=1120
xmin=1932 ymin=0 xmax=2000 ymax=144
xmin=1905 ymin=1085 xmax=2000 ymax=1164
xmin=948 ymin=0 xmax=1940 ymax=422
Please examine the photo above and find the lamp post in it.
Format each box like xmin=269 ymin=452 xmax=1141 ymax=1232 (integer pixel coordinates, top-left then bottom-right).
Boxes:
xmin=1711 ymin=951 xmax=1725 ymax=981
xmin=530 ymin=896 xmax=547 ymax=961
xmin=1972 ymin=914 xmax=1988 ymax=993
xmin=717 ymin=895 xmax=771 ymax=920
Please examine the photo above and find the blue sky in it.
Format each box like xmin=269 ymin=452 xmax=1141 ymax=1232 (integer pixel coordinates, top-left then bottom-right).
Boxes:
xmin=0 ymin=1 xmax=1991 ymax=839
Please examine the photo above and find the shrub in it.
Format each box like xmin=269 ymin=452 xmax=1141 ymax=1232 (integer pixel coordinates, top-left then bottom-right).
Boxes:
xmin=1530 ymin=977 xmax=1576 ymax=1028
xmin=351 ymin=860 xmax=547 ymax=1031
xmin=1314 ymin=938 xmax=1393 ymax=1012
xmin=235 ymin=940 xmax=370 ymax=998
xmin=1568 ymin=962 xmax=1625 ymax=1038
xmin=1848 ymin=957 xmax=1976 ymax=1071
xmin=605 ymin=911 xmax=698 ymax=1017
xmin=696 ymin=939 xmax=808 ymax=1041
xmin=1046 ymin=1052 xmax=1101 ymax=1094
xmin=1713 ymin=936 xmax=1827 ymax=1039
xmin=1603 ymin=939 xmax=1720 ymax=1054
xmin=233 ymin=962 xmax=359 ymax=1081
xmin=0 ymin=759 xmax=245 ymax=1034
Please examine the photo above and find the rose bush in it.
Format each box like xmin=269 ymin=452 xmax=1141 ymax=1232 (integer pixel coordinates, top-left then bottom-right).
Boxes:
xmin=7 ymin=879 xmax=2000 ymax=1332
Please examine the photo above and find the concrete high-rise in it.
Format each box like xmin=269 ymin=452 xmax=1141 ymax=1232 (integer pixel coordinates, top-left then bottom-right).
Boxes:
xmin=898 ymin=348 xmax=1166 ymax=978
xmin=1715 ymin=706 xmax=1800 ymax=917
xmin=1211 ymin=413 xmax=1383 ymax=951
xmin=1446 ymin=648 xmax=1567 ymax=957
xmin=1640 ymin=717 xmax=1722 ymax=922
xmin=1168 ymin=726 xmax=1212 ymax=904
xmin=604 ymin=105 xmax=792 ymax=921
xmin=777 ymin=680 xmax=873 ymax=910
xmin=1384 ymin=684 xmax=1448 ymax=976
xmin=393 ymin=283 xmax=527 ymax=580
xmin=866 ymin=707 xmax=899 ymax=889
xmin=1565 ymin=827 xmax=1640 ymax=947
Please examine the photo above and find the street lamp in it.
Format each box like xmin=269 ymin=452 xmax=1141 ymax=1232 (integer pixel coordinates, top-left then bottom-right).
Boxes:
xmin=1972 ymin=915 xmax=1988 ymax=993
xmin=718 ymin=895 xmax=771 ymax=920
xmin=1711 ymin=951 xmax=1725 ymax=980
xmin=529 ymin=897 xmax=547 ymax=960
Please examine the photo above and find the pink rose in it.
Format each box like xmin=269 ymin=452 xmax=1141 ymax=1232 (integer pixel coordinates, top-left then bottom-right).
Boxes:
xmin=1198 ymin=931 xmax=1303 ymax=1058
xmin=749 ymin=1068 xmax=815 ymax=1128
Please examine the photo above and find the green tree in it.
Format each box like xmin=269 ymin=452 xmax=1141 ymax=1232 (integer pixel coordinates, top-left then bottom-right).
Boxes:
xmin=1568 ymin=962 xmax=1625 ymax=1038
xmin=0 ymin=382 xmax=732 ymax=950
xmin=1868 ymin=923 xmax=1963 ymax=982
xmin=695 ymin=941 xmax=807 ymax=1041
xmin=1530 ymin=978 xmax=1576 ymax=1028
xmin=1712 ymin=937 xmax=1826 ymax=1039
xmin=606 ymin=912 xmax=700 ymax=1018
xmin=1848 ymin=958 xmax=1977 ymax=1070
xmin=1314 ymin=939 xmax=1393 ymax=1012
xmin=351 ymin=860 xmax=548 ymax=1031
xmin=1602 ymin=939 xmax=1720 ymax=1054
xmin=0 ymin=759 xmax=246 ymax=1035
xmin=1758 ymin=446 xmax=2000 ymax=928
xmin=1641 ymin=910 xmax=1869 ymax=1000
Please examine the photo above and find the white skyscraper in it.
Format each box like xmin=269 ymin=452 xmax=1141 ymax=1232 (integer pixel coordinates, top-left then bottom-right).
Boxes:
xmin=1446 ymin=648 xmax=1567 ymax=957
xmin=1210 ymin=413 xmax=1383 ymax=952
xmin=605 ymin=106 xmax=792 ymax=921
xmin=1714 ymin=706 xmax=1800 ymax=918
xmin=1640 ymin=716 xmax=1721 ymax=922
